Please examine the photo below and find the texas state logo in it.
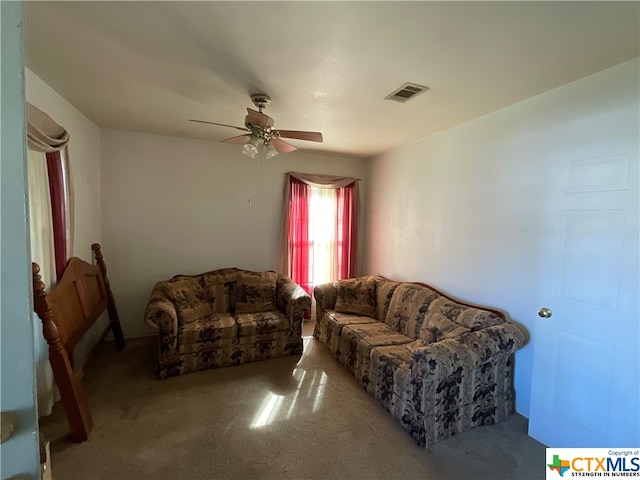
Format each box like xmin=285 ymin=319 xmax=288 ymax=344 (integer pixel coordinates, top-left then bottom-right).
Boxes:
xmin=546 ymin=449 xmax=640 ymax=479
xmin=548 ymin=454 xmax=571 ymax=477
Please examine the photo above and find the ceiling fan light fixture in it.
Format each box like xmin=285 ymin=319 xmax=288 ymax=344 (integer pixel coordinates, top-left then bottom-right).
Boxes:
xmin=264 ymin=143 xmax=278 ymax=159
xmin=242 ymin=143 xmax=257 ymax=159
xmin=242 ymin=136 xmax=260 ymax=159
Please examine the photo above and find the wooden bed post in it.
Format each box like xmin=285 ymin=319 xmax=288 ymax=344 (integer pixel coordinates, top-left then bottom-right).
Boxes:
xmin=92 ymin=243 xmax=126 ymax=351
xmin=32 ymin=263 xmax=93 ymax=442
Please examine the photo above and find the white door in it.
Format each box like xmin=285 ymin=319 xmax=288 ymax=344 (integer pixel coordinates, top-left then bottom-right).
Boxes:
xmin=528 ymin=131 xmax=639 ymax=447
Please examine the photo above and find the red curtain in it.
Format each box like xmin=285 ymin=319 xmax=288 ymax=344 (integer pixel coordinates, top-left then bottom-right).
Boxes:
xmin=288 ymin=177 xmax=312 ymax=295
xmin=285 ymin=175 xmax=358 ymax=311
xmin=46 ymin=151 xmax=67 ymax=281
xmin=336 ymin=183 xmax=357 ymax=279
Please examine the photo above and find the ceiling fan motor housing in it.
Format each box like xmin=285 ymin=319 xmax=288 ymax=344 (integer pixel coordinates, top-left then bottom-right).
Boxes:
xmin=245 ymin=115 xmax=275 ymax=135
xmin=246 ymin=94 xmax=275 ymax=136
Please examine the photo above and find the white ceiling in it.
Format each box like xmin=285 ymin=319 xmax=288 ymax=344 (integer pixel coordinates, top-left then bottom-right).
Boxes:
xmin=25 ymin=1 xmax=639 ymax=158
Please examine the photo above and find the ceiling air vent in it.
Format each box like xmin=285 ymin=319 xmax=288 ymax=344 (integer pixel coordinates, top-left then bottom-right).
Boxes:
xmin=384 ymin=83 xmax=429 ymax=103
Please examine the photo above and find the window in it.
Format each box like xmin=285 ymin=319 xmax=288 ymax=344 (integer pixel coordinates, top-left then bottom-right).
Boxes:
xmin=309 ymin=186 xmax=337 ymax=286
xmin=280 ymin=173 xmax=359 ymax=298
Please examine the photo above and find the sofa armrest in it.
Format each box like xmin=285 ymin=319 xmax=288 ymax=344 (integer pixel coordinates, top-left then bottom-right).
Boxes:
xmin=276 ymin=276 xmax=312 ymax=323
xmin=409 ymin=322 xmax=526 ymax=381
xmin=144 ymin=282 xmax=178 ymax=337
xmin=313 ymin=282 xmax=337 ymax=320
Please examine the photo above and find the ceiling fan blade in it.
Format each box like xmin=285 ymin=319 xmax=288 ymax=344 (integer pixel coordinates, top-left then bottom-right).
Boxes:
xmin=246 ymin=108 xmax=273 ymax=129
xmin=277 ymin=130 xmax=323 ymax=143
xmin=270 ymin=138 xmax=297 ymax=153
xmin=221 ymin=134 xmax=250 ymax=144
xmin=189 ymin=119 xmax=248 ymax=132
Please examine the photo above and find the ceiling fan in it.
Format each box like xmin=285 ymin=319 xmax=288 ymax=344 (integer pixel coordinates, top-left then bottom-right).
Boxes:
xmin=189 ymin=94 xmax=323 ymax=159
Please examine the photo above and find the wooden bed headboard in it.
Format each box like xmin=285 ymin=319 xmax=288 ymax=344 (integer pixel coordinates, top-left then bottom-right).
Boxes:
xmin=32 ymin=243 xmax=125 ymax=442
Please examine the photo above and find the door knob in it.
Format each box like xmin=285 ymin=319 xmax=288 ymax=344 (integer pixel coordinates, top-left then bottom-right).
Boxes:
xmin=538 ymin=307 xmax=552 ymax=318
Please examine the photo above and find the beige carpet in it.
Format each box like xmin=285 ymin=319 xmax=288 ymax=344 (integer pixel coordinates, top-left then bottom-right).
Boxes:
xmin=40 ymin=323 xmax=545 ymax=480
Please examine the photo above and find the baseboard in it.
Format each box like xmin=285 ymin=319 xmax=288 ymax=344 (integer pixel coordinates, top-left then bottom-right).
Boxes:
xmin=516 ymin=402 xmax=529 ymax=419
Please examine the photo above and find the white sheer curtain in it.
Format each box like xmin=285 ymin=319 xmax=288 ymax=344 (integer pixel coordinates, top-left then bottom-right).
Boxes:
xmin=59 ymin=148 xmax=73 ymax=258
xmin=27 ymin=149 xmax=57 ymax=416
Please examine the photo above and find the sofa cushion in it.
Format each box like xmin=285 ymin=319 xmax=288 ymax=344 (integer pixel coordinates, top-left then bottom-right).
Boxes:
xmin=406 ymin=313 xmax=471 ymax=351
xmin=314 ymin=310 xmax=378 ymax=355
xmin=335 ymin=276 xmax=376 ymax=317
xmin=385 ymin=284 xmax=441 ymax=339
xmin=426 ymin=297 xmax=505 ymax=330
xmin=234 ymin=310 xmax=290 ymax=336
xmin=202 ymin=268 xmax=239 ymax=313
xmin=374 ymin=276 xmax=402 ymax=322
xmin=339 ymin=322 xmax=412 ymax=385
xmin=326 ymin=311 xmax=378 ymax=327
xmin=235 ymin=271 xmax=277 ymax=313
xmin=341 ymin=322 xmax=413 ymax=355
xmin=165 ymin=276 xmax=213 ymax=324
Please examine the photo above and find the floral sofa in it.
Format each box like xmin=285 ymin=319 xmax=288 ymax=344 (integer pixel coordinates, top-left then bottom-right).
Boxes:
xmin=145 ymin=267 xmax=311 ymax=379
xmin=314 ymin=274 xmax=526 ymax=449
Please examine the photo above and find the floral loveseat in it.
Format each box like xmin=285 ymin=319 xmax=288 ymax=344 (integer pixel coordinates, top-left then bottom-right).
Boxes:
xmin=314 ymin=274 xmax=526 ymax=448
xmin=145 ymin=267 xmax=311 ymax=379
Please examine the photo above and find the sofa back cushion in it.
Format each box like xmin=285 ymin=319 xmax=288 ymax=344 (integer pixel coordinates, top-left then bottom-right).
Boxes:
xmin=202 ymin=268 xmax=238 ymax=314
xmin=385 ymin=284 xmax=441 ymax=339
xmin=165 ymin=276 xmax=213 ymax=324
xmin=235 ymin=270 xmax=277 ymax=313
xmin=407 ymin=313 xmax=471 ymax=351
xmin=407 ymin=297 xmax=505 ymax=349
xmin=334 ymin=276 xmax=376 ymax=317
xmin=374 ymin=276 xmax=401 ymax=322
xmin=426 ymin=297 xmax=505 ymax=330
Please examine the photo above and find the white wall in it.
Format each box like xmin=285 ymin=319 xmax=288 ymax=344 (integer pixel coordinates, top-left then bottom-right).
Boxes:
xmin=101 ymin=129 xmax=367 ymax=337
xmin=365 ymin=59 xmax=639 ymax=417
xmin=26 ymin=69 xmax=102 ymax=261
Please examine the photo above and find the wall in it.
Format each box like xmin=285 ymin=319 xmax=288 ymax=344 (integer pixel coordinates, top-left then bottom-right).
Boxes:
xmin=365 ymin=59 xmax=639 ymax=417
xmin=101 ymin=129 xmax=367 ymax=338
xmin=26 ymin=69 xmax=102 ymax=261
xmin=0 ymin=2 xmax=40 ymax=477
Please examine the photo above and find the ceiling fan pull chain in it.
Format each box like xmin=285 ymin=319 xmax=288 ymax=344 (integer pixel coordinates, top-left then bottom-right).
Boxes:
xmin=247 ymin=153 xmax=253 ymax=206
